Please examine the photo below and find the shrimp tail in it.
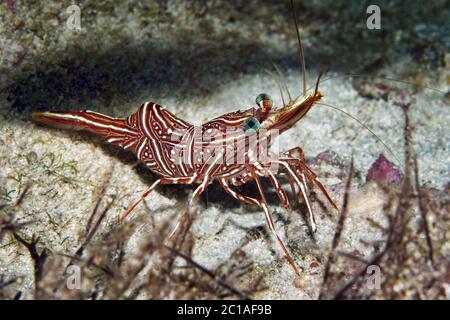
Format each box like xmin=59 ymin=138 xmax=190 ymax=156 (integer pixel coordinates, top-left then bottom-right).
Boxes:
xmin=32 ymin=110 xmax=141 ymax=150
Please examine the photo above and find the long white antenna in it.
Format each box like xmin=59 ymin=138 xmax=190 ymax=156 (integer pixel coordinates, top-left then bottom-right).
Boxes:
xmin=291 ymin=0 xmax=307 ymax=97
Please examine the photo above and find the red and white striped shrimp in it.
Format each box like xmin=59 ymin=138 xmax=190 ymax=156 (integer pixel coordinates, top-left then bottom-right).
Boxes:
xmin=32 ymin=1 xmax=339 ymax=276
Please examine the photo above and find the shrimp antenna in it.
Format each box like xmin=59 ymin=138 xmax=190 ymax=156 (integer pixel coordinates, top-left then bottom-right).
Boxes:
xmin=265 ymin=69 xmax=286 ymax=107
xmin=321 ymin=73 xmax=445 ymax=95
xmin=291 ymin=0 xmax=307 ymax=97
xmin=273 ymin=64 xmax=293 ymax=102
xmin=316 ymin=101 xmax=404 ymax=172
xmin=314 ymin=70 xmax=324 ymax=95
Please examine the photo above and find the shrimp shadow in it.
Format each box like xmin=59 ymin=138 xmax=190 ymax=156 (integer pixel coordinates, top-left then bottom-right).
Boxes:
xmin=4 ymin=31 xmax=303 ymax=117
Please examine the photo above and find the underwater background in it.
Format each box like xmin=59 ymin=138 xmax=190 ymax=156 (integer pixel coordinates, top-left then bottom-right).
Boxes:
xmin=0 ymin=0 xmax=448 ymax=299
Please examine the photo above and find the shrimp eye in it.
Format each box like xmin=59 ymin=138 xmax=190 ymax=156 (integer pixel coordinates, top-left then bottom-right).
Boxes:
xmin=255 ymin=93 xmax=273 ymax=111
xmin=243 ymin=117 xmax=260 ymax=132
